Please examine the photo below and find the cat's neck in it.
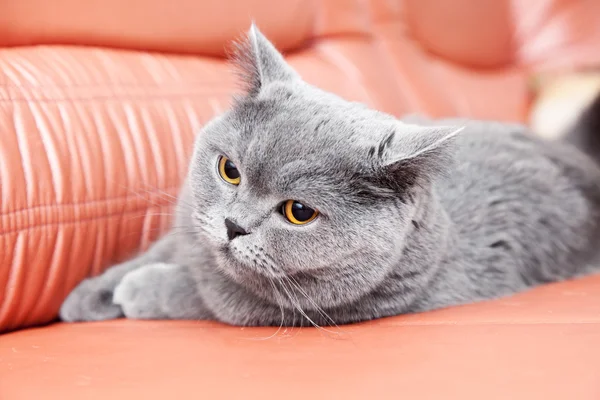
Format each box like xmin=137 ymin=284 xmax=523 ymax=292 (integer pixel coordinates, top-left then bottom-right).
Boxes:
xmin=375 ymin=187 xmax=456 ymax=312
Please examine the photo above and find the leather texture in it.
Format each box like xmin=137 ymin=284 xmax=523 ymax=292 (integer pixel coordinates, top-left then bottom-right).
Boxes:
xmin=1 ymin=0 xmax=600 ymax=397
xmin=2 ymin=275 xmax=600 ymax=399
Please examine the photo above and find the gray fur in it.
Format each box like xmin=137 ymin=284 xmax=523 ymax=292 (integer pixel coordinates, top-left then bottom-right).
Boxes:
xmin=60 ymin=25 xmax=600 ymax=327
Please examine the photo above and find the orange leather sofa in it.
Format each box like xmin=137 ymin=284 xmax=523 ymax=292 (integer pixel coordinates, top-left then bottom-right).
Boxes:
xmin=1 ymin=1 xmax=600 ymax=398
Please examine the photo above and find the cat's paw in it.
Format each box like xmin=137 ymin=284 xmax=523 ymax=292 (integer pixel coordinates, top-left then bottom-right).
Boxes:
xmin=113 ymin=263 xmax=178 ymax=319
xmin=59 ymin=274 xmax=124 ymax=322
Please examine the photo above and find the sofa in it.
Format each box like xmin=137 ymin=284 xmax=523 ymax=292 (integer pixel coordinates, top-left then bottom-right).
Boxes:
xmin=1 ymin=0 xmax=600 ymax=398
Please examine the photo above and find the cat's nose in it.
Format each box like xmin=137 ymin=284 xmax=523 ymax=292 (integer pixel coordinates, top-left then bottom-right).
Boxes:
xmin=224 ymin=218 xmax=249 ymax=241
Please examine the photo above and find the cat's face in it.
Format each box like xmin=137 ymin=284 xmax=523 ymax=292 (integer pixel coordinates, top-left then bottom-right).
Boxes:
xmin=185 ymin=26 xmax=459 ymax=308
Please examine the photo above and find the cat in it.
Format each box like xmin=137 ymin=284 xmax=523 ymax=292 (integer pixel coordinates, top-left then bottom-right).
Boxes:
xmin=60 ymin=25 xmax=600 ymax=327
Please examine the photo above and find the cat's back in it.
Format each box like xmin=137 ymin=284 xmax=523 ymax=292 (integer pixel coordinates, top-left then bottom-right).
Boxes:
xmin=430 ymin=118 xmax=600 ymax=285
xmin=441 ymin=119 xmax=600 ymax=225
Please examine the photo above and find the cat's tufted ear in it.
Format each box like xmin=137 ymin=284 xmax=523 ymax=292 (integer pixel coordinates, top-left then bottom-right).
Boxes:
xmin=232 ymin=23 xmax=299 ymax=97
xmin=371 ymin=123 xmax=464 ymax=191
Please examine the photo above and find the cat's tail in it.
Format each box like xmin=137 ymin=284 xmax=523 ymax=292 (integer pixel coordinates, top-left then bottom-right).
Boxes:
xmin=563 ymin=92 xmax=600 ymax=165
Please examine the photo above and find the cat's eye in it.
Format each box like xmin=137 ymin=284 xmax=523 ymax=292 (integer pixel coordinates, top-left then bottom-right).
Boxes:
xmin=281 ymin=200 xmax=318 ymax=225
xmin=218 ymin=156 xmax=241 ymax=185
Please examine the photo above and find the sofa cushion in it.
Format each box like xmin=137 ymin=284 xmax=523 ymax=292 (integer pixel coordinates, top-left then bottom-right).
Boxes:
xmin=2 ymin=275 xmax=600 ymax=399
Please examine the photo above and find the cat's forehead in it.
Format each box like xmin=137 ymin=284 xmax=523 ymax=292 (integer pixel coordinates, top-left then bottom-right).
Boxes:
xmin=230 ymin=103 xmax=350 ymax=170
xmin=229 ymin=89 xmax=387 ymax=156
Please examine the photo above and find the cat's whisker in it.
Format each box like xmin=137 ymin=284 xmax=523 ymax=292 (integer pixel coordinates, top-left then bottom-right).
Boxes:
xmin=152 ymin=188 xmax=198 ymax=212
xmin=134 ymin=185 xmax=182 ymax=208
xmin=143 ymin=223 xmax=204 ymax=233
xmin=275 ymin=275 xmax=339 ymax=336
xmin=258 ymin=254 xmax=294 ymax=328
xmin=286 ymin=274 xmax=343 ymax=333
xmin=110 ymin=183 xmax=198 ymax=231
xmin=254 ymin=252 xmax=303 ymax=336
xmin=168 ymin=230 xmax=204 ymax=236
xmin=124 ymin=184 xmax=198 ymax=216
xmin=265 ymin=254 xmax=339 ymax=329
xmin=283 ymin=276 xmax=342 ymax=335
xmin=164 ymin=230 xmax=202 ymax=236
xmin=151 ymin=188 xmax=180 ymax=203
xmin=276 ymin=276 xmax=299 ymax=338
xmin=110 ymin=181 xmax=180 ymax=208
xmin=259 ymin=252 xmax=337 ymax=331
xmin=273 ymin=277 xmax=313 ymax=328
xmin=270 ymin=277 xmax=287 ymax=337
xmin=124 ymin=212 xmax=175 ymax=222
xmin=242 ymin=277 xmax=291 ymax=341
xmin=248 ymin=277 xmax=287 ymax=341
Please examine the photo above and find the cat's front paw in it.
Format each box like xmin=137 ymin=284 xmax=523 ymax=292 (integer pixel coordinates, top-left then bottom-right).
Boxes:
xmin=59 ymin=274 xmax=124 ymax=322
xmin=113 ymin=263 xmax=179 ymax=319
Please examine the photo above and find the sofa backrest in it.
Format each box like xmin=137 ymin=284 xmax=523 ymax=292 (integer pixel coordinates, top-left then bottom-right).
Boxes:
xmin=1 ymin=0 xmax=599 ymax=332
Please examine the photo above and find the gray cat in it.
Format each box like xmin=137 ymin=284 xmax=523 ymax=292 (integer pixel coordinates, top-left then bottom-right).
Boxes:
xmin=60 ymin=25 xmax=600 ymax=327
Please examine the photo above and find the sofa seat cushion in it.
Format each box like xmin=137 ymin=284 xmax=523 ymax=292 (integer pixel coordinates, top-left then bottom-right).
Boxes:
xmin=2 ymin=275 xmax=600 ymax=399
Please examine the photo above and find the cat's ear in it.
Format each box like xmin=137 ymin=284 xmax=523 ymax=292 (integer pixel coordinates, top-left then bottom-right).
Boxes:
xmin=372 ymin=123 xmax=464 ymax=190
xmin=232 ymin=23 xmax=299 ymax=96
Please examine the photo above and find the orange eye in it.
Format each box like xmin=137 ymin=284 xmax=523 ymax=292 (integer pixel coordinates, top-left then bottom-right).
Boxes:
xmin=281 ymin=200 xmax=318 ymax=225
xmin=218 ymin=156 xmax=241 ymax=185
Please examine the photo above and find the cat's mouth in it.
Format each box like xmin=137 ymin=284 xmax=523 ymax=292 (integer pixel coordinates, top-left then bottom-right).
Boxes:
xmin=217 ymin=242 xmax=287 ymax=279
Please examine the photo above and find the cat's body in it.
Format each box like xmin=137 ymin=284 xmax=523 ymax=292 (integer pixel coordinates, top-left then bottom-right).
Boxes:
xmin=414 ymin=118 xmax=600 ymax=312
xmin=60 ymin=26 xmax=600 ymax=327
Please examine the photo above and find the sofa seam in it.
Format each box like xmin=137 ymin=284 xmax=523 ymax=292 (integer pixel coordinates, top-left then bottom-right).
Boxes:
xmin=0 ymin=184 xmax=179 ymax=234
xmin=0 ymin=185 xmax=180 ymax=216
xmin=0 ymin=90 xmax=234 ymax=104
xmin=0 ymin=199 xmax=174 ymax=237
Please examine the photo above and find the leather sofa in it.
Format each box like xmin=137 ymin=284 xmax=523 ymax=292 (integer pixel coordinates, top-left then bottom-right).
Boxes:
xmin=1 ymin=0 xmax=600 ymax=398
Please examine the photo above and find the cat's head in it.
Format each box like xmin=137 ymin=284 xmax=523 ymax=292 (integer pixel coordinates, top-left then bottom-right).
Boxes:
xmin=187 ymin=25 xmax=460 ymax=308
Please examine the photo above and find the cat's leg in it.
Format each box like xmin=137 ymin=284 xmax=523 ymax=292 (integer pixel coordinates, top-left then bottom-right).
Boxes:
xmin=112 ymin=263 xmax=210 ymax=320
xmin=59 ymin=233 xmax=179 ymax=322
